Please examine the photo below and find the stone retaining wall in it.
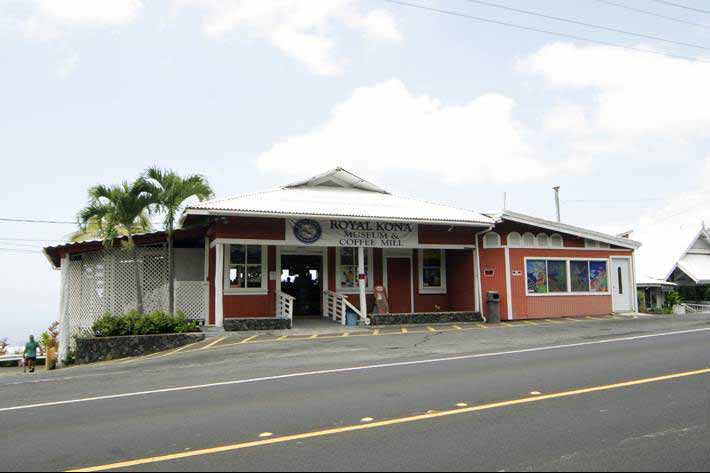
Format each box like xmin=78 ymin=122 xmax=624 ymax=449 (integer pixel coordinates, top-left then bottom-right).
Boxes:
xmin=75 ymin=333 xmax=204 ymax=365
xmin=223 ymin=318 xmax=292 ymax=331
xmin=371 ymin=311 xmax=482 ymax=326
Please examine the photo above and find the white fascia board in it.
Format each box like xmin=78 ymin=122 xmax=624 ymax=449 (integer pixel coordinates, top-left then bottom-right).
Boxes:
xmin=182 ymin=209 xmax=494 ymax=227
xmin=669 ymin=262 xmax=699 ymax=283
xmin=500 ymin=211 xmax=641 ymax=250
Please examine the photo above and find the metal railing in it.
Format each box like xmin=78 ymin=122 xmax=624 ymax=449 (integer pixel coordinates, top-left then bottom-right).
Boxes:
xmin=324 ymin=290 xmax=369 ymax=326
xmin=276 ymin=291 xmax=296 ymax=322
xmin=681 ymin=303 xmax=710 ymax=314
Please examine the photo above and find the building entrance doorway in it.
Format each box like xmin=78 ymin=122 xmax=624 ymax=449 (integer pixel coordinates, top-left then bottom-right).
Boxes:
xmin=280 ymin=254 xmax=323 ymax=317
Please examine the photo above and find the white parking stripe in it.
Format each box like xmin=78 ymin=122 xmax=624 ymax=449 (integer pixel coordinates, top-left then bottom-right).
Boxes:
xmin=1 ymin=327 xmax=708 ymax=414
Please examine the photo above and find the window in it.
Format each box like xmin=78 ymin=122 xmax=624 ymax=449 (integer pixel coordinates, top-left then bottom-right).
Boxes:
xmin=419 ymin=249 xmax=447 ymax=294
xmin=526 ymin=259 xmax=568 ymax=294
xmin=226 ymin=244 xmax=267 ymax=293
xmin=522 ymin=233 xmax=536 ymax=247
xmin=483 ymin=232 xmax=502 ymax=248
xmin=589 ymin=261 xmax=609 ymax=292
xmin=337 ymin=248 xmax=372 ymax=292
xmin=507 ymin=232 xmax=522 ymax=248
xmin=528 ymin=258 xmax=609 ymax=295
xmin=550 ymin=234 xmax=564 ymax=248
xmin=537 ymin=233 xmax=550 ymax=248
xmin=585 ymin=239 xmax=609 ymax=249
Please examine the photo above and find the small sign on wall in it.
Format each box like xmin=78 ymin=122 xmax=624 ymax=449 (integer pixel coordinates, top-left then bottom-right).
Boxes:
xmin=484 ymin=269 xmax=495 ymax=277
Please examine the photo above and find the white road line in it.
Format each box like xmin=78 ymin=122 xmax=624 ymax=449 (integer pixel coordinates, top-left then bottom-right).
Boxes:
xmin=1 ymin=327 xmax=709 ymax=414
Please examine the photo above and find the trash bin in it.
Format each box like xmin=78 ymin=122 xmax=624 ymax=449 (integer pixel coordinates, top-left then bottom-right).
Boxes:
xmin=346 ymin=309 xmax=359 ymax=326
xmin=486 ymin=291 xmax=501 ymax=324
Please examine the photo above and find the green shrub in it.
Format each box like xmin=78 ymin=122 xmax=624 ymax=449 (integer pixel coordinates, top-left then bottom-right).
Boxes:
xmin=664 ymin=291 xmax=683 ymax=309
xmin=92 ymin=311 xmax=199 ymax=337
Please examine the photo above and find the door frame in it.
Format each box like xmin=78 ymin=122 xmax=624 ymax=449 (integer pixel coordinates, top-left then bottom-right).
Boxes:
xmin=382 ymin=249 xmax=414 ymax=314
xmin=276 ymin=246 xmax=329 ymax=318
xmin=611 ymin=256 xmax=635 ymax=312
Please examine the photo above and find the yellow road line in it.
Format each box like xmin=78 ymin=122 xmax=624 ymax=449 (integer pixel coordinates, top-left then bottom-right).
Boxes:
xmin=372 ymin=330 xmax=380 ymax=336
xmin=427 ymin=326 xmax=437 ymax=333
xmin=200 ymin=337 xmax=226 ymax=351
xmin=523 ymin=321 xmax=539 ymax=326
xmin=67 ymin=367 xmax=710 ymax=472
xmin=453 ymin=325 xmax=463 ymax=331
xmin=341 ymin=333 xmax=350 ymax=338
xmin=277 ymin=336 xmax=288 ymax=341
xmin=545 ymin=319 xmax=565 ymax=324
xmin=401 ymin=328 xmax=409 ymax=334
xmin=309 ymin=334 xmax=319 ymax=339
xmin=238 ymin=335 xmax=259 ymax=345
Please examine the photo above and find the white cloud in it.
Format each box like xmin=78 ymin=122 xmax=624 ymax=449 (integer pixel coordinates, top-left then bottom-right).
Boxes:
xmin=257 ymin=79 xmax=580 ymax=184
xmin=56 ymin=52 xmax=79 ymax=78
xmin=633 ymin=157 xmax=710 ymax=280
xmin=520 ymin=43 xmax=710 ymax=140
xmin=9 ymin=0 xmax=144 ymax=41
xmin=172 ymin=0 xmax=402 ymax=76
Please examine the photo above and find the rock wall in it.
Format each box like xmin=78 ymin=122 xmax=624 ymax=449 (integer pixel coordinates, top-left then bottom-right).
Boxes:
xmin=371 ymin=311 xmax=482 ymax=326
xmin=76 ymin=333 xmax=205 ymax=364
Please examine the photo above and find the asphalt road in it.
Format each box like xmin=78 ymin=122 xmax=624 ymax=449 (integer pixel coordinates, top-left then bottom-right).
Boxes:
xmin=2 ymin=314 xmax=710 ymax=472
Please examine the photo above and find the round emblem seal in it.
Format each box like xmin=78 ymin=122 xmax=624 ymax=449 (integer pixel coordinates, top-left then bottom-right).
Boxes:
xmin=293 ymin=219 xmax=322 ymax=244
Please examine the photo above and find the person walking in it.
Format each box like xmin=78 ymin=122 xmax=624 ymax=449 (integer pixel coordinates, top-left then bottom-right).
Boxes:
xmin=23 ymin=335 xmax=42 ymax=374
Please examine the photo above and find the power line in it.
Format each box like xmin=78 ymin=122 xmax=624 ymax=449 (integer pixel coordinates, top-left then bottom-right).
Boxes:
xmin=0 ymin=247 xmax=42 ymax=254
xmin=459 ymin=0 xmax=710 ymax=51
xmin=0 ymin=218 xmax=75 ymax=225
xmin=596 ymin=0 xmax=710 ymax=29
xmin=0 ymin=237 xmax=63 ymax=242
xmin=563 ymin=198 xmax=666 ymax=203
xmin=384 ymin=0 xmax=710 ymax=64
xmin=648 ymin=0 xmax=710 ymax=15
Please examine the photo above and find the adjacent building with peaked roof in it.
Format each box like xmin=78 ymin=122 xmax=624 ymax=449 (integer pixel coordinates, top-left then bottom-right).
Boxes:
xmin=44 ymin=168 xmax=642 ymax=349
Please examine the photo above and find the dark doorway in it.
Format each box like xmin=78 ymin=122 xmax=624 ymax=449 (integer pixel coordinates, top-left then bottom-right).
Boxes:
xmin=281 ymin=254 xmax=323 ymax=317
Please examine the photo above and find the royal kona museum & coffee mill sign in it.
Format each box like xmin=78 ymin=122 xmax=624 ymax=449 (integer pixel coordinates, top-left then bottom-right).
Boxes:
xmin=287 ymin=219 xmax=419 ymax=248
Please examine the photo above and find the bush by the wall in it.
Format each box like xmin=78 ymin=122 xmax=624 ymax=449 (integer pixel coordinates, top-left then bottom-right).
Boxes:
xmin=92 ymin=311 xmax=200 ymax=338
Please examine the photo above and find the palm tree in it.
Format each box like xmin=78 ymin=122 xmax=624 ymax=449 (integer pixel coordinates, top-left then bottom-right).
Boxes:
xmin=144 ymin=167 xmax=214 ymax=315
xmin=78 ymin=180 xmax=156 ymax=314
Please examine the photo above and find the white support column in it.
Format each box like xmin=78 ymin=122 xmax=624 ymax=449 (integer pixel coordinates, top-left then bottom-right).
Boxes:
xmin=57 ymin=256 xmax=70 ymax=367
xmin=504 ymin=247 xmax=514 ymax=321
xmin=358 ymin=246 xmax=367 ymax=323
xmin=215 ymin=243 xmax=225 ymax=328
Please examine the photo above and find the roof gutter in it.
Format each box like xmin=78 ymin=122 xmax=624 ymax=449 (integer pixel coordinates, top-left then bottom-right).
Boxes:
xmin=182 ymin=209 xmax=495 ymax=228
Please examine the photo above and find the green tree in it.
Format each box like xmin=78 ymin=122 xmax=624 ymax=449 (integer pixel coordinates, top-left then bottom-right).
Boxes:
xmin=144 ymin=167 xmax=214 ymax=315
xmin=78 ymin=180 xmax=156 ymax=314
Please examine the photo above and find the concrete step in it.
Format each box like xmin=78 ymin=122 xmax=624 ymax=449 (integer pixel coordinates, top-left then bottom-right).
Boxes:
xmin=200 ymin=326 xmax=226 ymax=337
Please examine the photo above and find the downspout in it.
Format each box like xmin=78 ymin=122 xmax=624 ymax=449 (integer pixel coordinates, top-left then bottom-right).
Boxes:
xmin=474 ymin=227 xmax=493 ymax=323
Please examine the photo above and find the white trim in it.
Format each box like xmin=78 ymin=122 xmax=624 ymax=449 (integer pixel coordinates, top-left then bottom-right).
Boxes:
xmin=611 ymin=256 xmax=635 ymax=312
xmin=224 ymin=244 xmax=269 ymax=296
xmin=335 ymin=247 xmax=374 ymax=294
xmin=212 ymin=238 xmax=285 ymax=248
xmin=418 ymin=248 xmax=448 ymax=294
xmin=358 ymin=247 xmax=367 ymax=322
xmin=189 ymin=209 xmax=493 ymax=228
xmin=383 ymin=250 xmax=414 ymax=313
xmin=215 ymin=244 xmax=224 ymax=328
xmin=203 ymin=238 xmax=210 ymax=282
xmin=498 ymin=210 xmax=641 ymax=249
xmin=504 ymin=247 xmax=513 ymax=321
xmin=276 ymin=246 xmax=329 ymax=318
xmin=507 ymin=232 xmax=522 ymax=248
xmin=483 ymin=232 xmax=502 ymax=249
xmin=524 ymin=256 xmax=612 ymax=297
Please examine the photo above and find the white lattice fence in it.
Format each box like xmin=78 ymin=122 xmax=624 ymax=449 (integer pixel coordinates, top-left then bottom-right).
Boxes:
xmin=61 ymin=246 xmax=207 ymax=344
xmin=175 ymin=281 xmax=209 ymax=321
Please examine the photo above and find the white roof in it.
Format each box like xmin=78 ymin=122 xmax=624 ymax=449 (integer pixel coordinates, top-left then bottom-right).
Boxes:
xmin=184 ymin=168 xmax=494 ymax=226
xmin=665 ymin=226 xmax=710 ymax=283
xmin=491 ymin=210 xmax=642 ymax=250
xmin=637 ymin=277 xmax=677 ymax=288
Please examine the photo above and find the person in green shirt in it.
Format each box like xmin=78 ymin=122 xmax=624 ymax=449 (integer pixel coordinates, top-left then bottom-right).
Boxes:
xmin=23 ymin=335 xmax=42 ymax=374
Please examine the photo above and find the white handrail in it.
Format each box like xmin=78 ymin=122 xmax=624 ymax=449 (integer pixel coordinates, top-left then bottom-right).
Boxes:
xmin=276 ymin=291 xmax=296 ymax=322
xmin=323 ymin=290 xmax=370 ymax=326
xmin=682 ymin=303 xmax=710 ymax=314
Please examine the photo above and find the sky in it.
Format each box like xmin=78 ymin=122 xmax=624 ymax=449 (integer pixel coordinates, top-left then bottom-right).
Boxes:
xmin=1 ymin=0 xmax=710 ymax=344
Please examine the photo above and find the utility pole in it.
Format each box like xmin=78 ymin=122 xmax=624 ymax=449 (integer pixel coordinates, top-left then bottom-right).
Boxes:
xmin=553 ymin=186 xmax=561 ymax=223
xmin=503 ymin=192 xmax=508 ymax=211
